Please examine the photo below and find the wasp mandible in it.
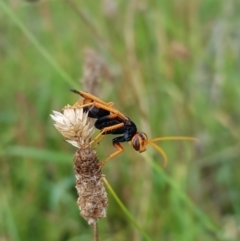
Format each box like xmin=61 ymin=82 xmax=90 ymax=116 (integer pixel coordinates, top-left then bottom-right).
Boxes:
xmin=70 ymin=90 xmax=197 ymax=167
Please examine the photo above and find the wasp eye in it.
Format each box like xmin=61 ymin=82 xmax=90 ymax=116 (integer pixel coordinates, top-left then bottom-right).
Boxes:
xmin=132 ymin=135 xmax=140 ymax=151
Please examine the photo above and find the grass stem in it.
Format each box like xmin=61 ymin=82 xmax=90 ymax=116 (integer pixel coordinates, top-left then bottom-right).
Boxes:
xmin=93 ymin=222 xmax=99 ymax=241
xmin=103 ymin=177 xmax=153 ymax=241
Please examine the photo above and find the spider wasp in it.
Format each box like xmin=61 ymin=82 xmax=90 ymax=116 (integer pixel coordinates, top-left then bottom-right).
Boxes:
xmin=70 ymin=89 xmax=197 ymax=167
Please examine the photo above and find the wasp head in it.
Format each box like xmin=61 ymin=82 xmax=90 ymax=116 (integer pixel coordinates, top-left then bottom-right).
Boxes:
xmin=131 ymin=132 xmax=148 ymax=153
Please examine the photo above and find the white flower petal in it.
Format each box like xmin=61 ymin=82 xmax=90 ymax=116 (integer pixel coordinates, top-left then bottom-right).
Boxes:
xmin=50 ymin=113 xmax=64 ymax=124
xmin=52 ymin=110 xmax=63 ymax=117
xmin=64 ymin=108 xmax=76 ymax=125
xmin=62 ymin=117 xmax=71 ymax=127
xmin=60 ymin=130 xmax=77 ymax=139
xmin=51 ymin=111 xmax=70 ymax=126
xmin=81 ymin=112 xmax=88 ymax=126
xmin=88 ymin=126 xmax=95 ymax=136
xmin=65 ymin=140 xmax=80 ymax=148
xmin=75 ymin=108 xmax=83 ymax=120
xmin=50 ymin=114 xmax=59 ymax=122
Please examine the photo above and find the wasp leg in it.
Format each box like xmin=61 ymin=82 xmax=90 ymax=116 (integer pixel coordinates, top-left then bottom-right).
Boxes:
xmin=93 ymin=134 xmax=105 ymax=149
xmin=73 ymin=101 xmax=95 ymax=109
xmin=92 ymin=114 xmax=123 ymax=148
xmin=85 ymin=120 xmax=124 ymax=147
xmin=62 ymin=101 xmax=93 ymax=111
xmin=100 ymin=143 xmax=124 ymax=167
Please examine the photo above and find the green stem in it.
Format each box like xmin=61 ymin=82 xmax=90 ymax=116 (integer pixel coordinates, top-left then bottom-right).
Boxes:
xmin=103 ymin=177 xmax=153 ymax=241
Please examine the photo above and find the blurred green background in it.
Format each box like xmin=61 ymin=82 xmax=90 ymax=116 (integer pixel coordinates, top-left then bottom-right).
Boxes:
xmin=1 ymin=0 xmax=240 ymax=240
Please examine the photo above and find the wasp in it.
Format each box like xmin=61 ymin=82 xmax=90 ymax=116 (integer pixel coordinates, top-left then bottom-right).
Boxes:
xmin=70 ymin=90 xmax=197 ymax=167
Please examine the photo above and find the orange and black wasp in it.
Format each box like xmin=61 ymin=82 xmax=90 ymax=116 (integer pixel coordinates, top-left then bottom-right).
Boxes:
xmin=70 ymin=89 xmax=197 ymax=167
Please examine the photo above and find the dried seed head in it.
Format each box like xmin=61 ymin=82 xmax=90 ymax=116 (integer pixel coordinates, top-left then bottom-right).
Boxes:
xmin=50 ymin=107 xmax=95 ymax=148
xmin=102 ymin=0 xmax=117 ymax=18
xmin=74 ymin=148 xmax=108 ymax=224
xmin=51 ymin=107 xmax=108 ymax=224
xmin=81 ymin=48 xmax=113 ymax=95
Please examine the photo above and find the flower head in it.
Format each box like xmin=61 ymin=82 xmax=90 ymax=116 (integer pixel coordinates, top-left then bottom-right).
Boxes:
xmin=50 ymin=106 xmax=95 ymax=148
xmin=51 ymin=106 xmax=108 ymax=225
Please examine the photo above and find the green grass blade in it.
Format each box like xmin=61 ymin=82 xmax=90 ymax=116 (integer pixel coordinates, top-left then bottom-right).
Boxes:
xmin=142 ymin=152 xmax=224 ymax=239
xmin=0 ymin=190 xmax=20 ymax=241
xmin=0 ymin=1 xmax=77 ymax=87
xmin=5 ymin=145 xmax=72 ymax=164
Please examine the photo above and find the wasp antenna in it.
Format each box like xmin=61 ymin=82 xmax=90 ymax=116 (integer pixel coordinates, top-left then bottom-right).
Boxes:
xmin=147 ymin=142 xmax=168 ymax=167
xmin=150 ymin=136 xmax=199 ymax=143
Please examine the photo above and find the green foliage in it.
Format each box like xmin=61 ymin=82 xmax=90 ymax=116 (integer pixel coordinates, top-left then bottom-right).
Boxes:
xmin=1 ymin=0 xmax=240 ymax=240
